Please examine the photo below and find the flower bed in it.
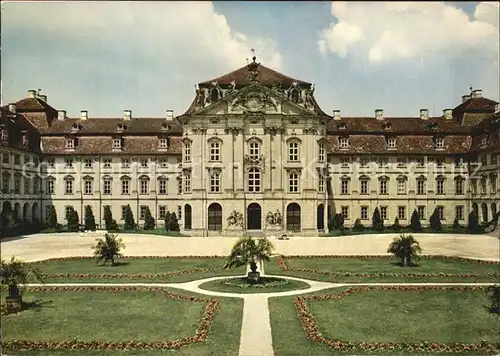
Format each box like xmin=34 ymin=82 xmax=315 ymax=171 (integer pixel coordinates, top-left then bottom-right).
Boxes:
xmin=1 ymin=286 xmax=220 ymax=351
xmin=281 ymin=255 xmax=500 ymax=265
xmin=223 ymin=277 xmax=290 ymax=289
xmin=30 ymin=255 xmax=225 ymax=264
xmin=294 ymin=286 xmax=499 ymax=353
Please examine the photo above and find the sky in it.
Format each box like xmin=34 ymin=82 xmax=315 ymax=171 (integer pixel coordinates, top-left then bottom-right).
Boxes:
xmin=1 ymin=1 xmax=499 ymax=118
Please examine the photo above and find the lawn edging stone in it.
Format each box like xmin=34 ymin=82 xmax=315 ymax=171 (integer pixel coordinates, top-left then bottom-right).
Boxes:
xmin=1 ymin=286 xmax=220 ymax=351
xmin=294 ymin=285 xmax=499 ymax=353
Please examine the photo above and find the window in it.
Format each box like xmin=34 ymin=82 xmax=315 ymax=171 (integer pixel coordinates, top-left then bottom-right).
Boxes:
xmin=121 ymin=180 xmax=130 ymax=195
xmin=65 ymin=206 xmax=73 ymax=220
xmin=248 ymin=167 xmax=261 ymax=192
xmin=65 ymin=138 xmax=75 ymax=149
xmin=387 ymin=137 xmax=397 ymax=148
xmin=121 ymin=158 xmax=130 ymax=168
xmin=24 ymin=155 xmax=31 ymax=164
xmin=361 ymin=206 xmax=368 ymax=220
xmin=45 ymin=205 xmax=53 ymax=222
xmin=140 ymin=206 xmax=148 ymax=220
xmin=436 ymin=179 xmax=445 ymax=195
xmin=46 ymin=159 xmax=55 ymax=168
xmin=121 ymin=206 xmax=127 ymax=220
xmin=159 ymin=178 xmax=168 ymax=194
xmin=416 ymin=157 xmax=425 ymax=167
xmin=481 ymin=177 xmax=487 ymax=194
xmin=177 ymin=206 xmax=182 ymax=220
xmin=140 ymin=159 xmax=149 ymax=168
xmin=379 ymin=179 xmax=388 ymax=195
xmin=318 ymin=142 xmax=325 ymax=162
xmin=84 ymin=180 xmax=93 ymax=195
xmin=379 ymin=158 xmax=388 ymax=168
xmin=288 ymin=141 xmax=299 ymax=161
xmin=455 ymin=157 xmax=464 ymax=168
xmin=14 ymin=176 xmax=21 ymax=194
xmin=417 ymin=206 xmax=425 ymax=220
xmin=289 ymin=172 xmax=299 ymax=192
xmin=140 ymin=178 xmax=149 ymax=195
xmin=14 ymin=154 xmax=21 ymax=165
xmin=83 ymin=159 xmax=92 ymax=169
xmin=159 ymin=206 xmax=167 ymax=219
xmin=112 ymin=138 xmax=122 ymax=149
xmin=455 ymin=206 xmax=464 ymax=220
xmin=339 ymin=137 xmax=349 ymax=149
xmin=210 ymin=172 xmax=221 ymax=193
xmin=209 ymin=141 xmax=221 ymax=161
xmin=437 ymin=206 xmax=444 ymax=220
xmin=341 ymin=206 xmax=349 ymax=220
xmin=491 ymin=175 xmax=497 ymax=192
xmin=184 ymin=142 xmax=191 ymax=162
xmin=65 ymin=180 xmax=73 ymax=195
xmin=46 ymin=180 xmax=54 ymax=194
xmin=491 ymin=154 xmax=497 ymax=165
xmin=184 ymin=172 xmax=191 ymax=193
xmin=436 ymin=158 xmax=445 ymax=168
xmin=471 ymin=180 xmax=478 ymax=195
xmin=158 ymin=138 xmax=168 ymax=149
xmin=103 ymin=159 xmax=112 ymax=168
xmin=65 ymin=159 xmax=74 ymax=168
xmin=340 ymin=157 xmax=350 ymax=167
xmin=33 ymin=177 xmax=39 ymax=194
xmin=380 ymin=206 xmax=388 ymax=220
xmin=24 ymin=178 xmax=30 ymax=194
xmin=1 ymin=174 xmax=10 ymax=193
xmin=417 ymin=179 xmax=426 ymax=195
xmin=177 ymin=177 xmax=182 ymax=195
xmin=318 ymin=172 xmax=325 ymax=193
xmin=103 ymin=179 xmax=112 ymax=195
xmin=2 ymin=153 xmax=9 ymax=164
xmin=455 ymin=178 xmax=464 ymax=194
xmin=341 ymin=179 xmax=349 ymax=195
xmin=397 ymin=157 xmax=407 ymax=168
xmin=397 ymin=178 xmax=407 ymax=194
xmin=435 ymin=138 xmax=444 ymax=149
xmin=398 ymin=206 xmax=406 ymax=220
xmin=249 ymin=141 xmax=260 ymax=160
xmin=158 ymin=159 xmax=168 ymax=168
xmin=360 ymin=179 xmax=369 ymax=195
xmin=481 ymin=155 xmax=487 ymax=166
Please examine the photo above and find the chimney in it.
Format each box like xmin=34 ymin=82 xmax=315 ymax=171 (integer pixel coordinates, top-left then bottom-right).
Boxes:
xmin=8 ymin=103 xmax=16 ymax=114
xmin=375 ymin=109 xmax=384 ymax=120
xmin=38 ymin=94 xmax=47 ymax=103
xmin=420 ymin=109 xmax=429 ymax=120
xmin=471 ymin=89 xmax=482 ymax=98
xmin=80 ymin=110 xmax=88 ymax=120
xmin=57 ymin=110 xmax=66 ymax=121
xmin=462 ymin=94 xmax=471 ymax=103
xmin=333 ymin=109 xmax=341 ymax=120
xmin=28 ymin=90 xmax=37 ymax=98
xmin=123 ymin=110 xmax=132 ymax=121
xmin=443 ymin=108 xmax=452 ymax=120
xmin=166 ymin=109 xmax=174 ymax=121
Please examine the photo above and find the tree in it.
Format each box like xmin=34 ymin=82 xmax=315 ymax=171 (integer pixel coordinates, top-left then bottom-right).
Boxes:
xmin=67 ymin=208 xmax=79 ymax=232
xmin=164 ymin=211 xmax=172 ymax=232
xmin=410 ymin=209 xmax=422 ymax=232
xmin=84 ymin=205 xmax=96 ymax=231
xmin=123 ymin=205 xmax=135 ymax=230
xmin=387 ymin=234 xmax=422 ymax=267
xmin=467 ymin=210 xmax=480 ymax=233
xmin=328 ymin=213 xmax=344 ymax=231
xmin=353 ymin=218 xmax=364 ymax=232
xmin=0 ymin=256 xmax=44 ymax=313
xmin=452 ymin=218 xmax=461 ymax=231
xmin=143 ymin=206 xmax=155 ymax=230
xmin=47 ymin=205 xmax=58 ymax=229
xmin=224 ymin=236 xmax=274 ymax=283
xmin=372 ymin=207 xmax=384 ymax=232
xmin=168 ymin=212 xmax=180 ymax=232
xmin=487 ymin=285 xmax=500 ymax=314
xmin=392 ymin=216 xmax=401 ymax=232
xmin=91 ymin=233 xmax=126 ymax=266
xmin=429 ymin=208 xmax=442 ymax=232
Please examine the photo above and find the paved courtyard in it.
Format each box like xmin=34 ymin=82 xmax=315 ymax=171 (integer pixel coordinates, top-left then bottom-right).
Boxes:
xmin=1 ymin=232 xmax=499 ymax=262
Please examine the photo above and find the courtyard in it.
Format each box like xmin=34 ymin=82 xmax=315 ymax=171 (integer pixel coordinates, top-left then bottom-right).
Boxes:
xmin=1 ymin=232 xmax=499 ymax=356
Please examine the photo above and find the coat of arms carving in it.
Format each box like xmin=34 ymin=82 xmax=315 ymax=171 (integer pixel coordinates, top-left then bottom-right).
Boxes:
xmin=229 ymin=91 xmax=279 ymax=113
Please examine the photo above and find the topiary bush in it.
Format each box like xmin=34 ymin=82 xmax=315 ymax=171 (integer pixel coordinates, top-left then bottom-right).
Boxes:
xmin=328 ymin=213 xmax=344 ymax=231
xmin=467 ymin=210 xmax=480 ymax=233
xmin=410 ymin=209 xmax=422 ymax=232
xmin=66 ymin=208 xmax=80 ymax=232
xmin=353 ymin=218 xmax=364 ymax=232
xmin=47 ymin=205 xmax=58 ymax=229
xmin=84 ymin=205 xmax=96 ymax=231
xmin=429 ymin=208 xmax=443 ymax=232
xmin=143 ymin=206 xmax=155 ymax=230
xmin=123 ymin=205 xmax=135 ymax=230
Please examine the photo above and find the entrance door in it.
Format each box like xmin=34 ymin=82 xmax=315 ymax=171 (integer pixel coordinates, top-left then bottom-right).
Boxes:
xmin=317 ymin=204 xmax=325 ymax=230
xmin=247 ymin=203 xmax=262 ymax=230
xmin=286 ymin=203 xmax=301 ymax=231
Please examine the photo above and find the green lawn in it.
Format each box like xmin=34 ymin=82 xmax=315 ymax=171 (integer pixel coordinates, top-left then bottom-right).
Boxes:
xmin=265 ymin=256 xmax=500 ymax=283
xmin=198 ymin=277 xmax=310 ymax=294
xmin=269 ymin=287 xmax=500 ymax=356
xmin=39 ymin=228 xmax=187 ymax=237
xmin=2 ymin=287 xmax=243 ymax=356
xmin=321 ymin=226 xmax=483 ymax=237
xmin=32 ymin=257 xmax=245 ymax=283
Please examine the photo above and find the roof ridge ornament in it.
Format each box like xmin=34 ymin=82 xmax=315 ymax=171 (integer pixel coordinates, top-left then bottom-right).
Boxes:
xmin=247 ymin=49 xmax=260 ymax=83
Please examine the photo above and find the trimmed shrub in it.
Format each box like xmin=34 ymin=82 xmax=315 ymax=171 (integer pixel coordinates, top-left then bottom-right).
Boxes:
xmin=143 ymin=206 xmax=155 ymax=230
xmin=467 ymin=210 xmax=480 ymax=233
xmin=353 ymin=218 xmax=364 ymax=232
xmin=452 ymin=218 xmax=461 ymax=231
xmin=168 ymin=212 xmax=180 ymax=232
xmin=84 ymin=205 xmax=96 ymax=231
xmin=67 ymin=208 xmax=80 ymax=232
xmin=47 ymin=205 xmax=58 ymax=229
xmin=409 ymin=209 xmax=422 ymax=232
xmin=391 ymin=217 xmax=401 ymax=232
xmin=429 ymin=208 xmax=443 ymax=232
xmin=123 ymin=205 xmax=135 ymax=230
xmin=372 ymin=207 xmax=384 ymax=232
xmin=328 ymin=213 xmax=345 ymax=231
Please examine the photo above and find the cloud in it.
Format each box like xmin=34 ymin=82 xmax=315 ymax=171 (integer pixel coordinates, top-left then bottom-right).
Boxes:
xmin=317 ymin=2 xmax=499 ymax=63
xmin=1 ymin=1 xmax=282 ymax=115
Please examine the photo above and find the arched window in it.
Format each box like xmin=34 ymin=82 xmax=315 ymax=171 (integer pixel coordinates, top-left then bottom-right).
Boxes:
xmin=210 ymin=171 xmax=221 ymax=193
xmin=359 ymin=175 xmax=370 ymax=195
xmin=183 ymin=142 xmax=191 ymax=162
xmin=209 ymin=140 xmax=221 ymax=161
xmin=436 ymin=175 xmax=446 ymax=195
xmin=397 ymin=175 xmax=407 ymax=195
xmin=317 ymin=204 xmax=324 ymax=230
xmin=416 ymin=175 xmax=426 ymax=195
xmin=290 ymin=89 xmax=300 ymax=103
xmin=210 ymin=88 xmax=219 ymax=103
xmin=184 ymin=204 xmax=192 ymax=230
xmin=207 ymin=203 xmax=222 ymax=231
xmin=454 ymin=176 xmax=465 ymax=195
xmin=286 ymin=203 xmax=301 ymax=231
xmin=139 ymin=175 xmax=150 ymax=195
xmin=288 ymin=141 xmax=300 ymax=162
xmin=248 ymin=168 xmax=261 ymax=192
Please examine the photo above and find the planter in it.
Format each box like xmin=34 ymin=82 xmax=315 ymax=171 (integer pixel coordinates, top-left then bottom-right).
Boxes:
xmin=247 ymin=271 xmax=261 ymax=283
xmin=224 ymin=226 xmax=244 ymax=237
xmin=5 ymin=296 xmax=22 ymax=314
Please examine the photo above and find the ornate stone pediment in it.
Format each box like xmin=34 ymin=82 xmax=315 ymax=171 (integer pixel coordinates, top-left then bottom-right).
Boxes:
xmin=228 ymin=90 xmax=280 ymax=114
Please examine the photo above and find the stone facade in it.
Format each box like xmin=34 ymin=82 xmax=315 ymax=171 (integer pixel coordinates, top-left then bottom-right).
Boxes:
xmin=1 ymin=60 xmax=499 ymax=236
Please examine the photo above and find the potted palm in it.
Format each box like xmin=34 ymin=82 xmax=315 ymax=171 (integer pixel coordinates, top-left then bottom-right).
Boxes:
xmin=0 ymin=256 xmax=44 ymax=313
xmin=387 ymin=234 xmax=422 ymax=267
xmin=224 ymin=236 xmax=274 ymax=283
xmin=92 ymin=233 xmax=126 ymax=266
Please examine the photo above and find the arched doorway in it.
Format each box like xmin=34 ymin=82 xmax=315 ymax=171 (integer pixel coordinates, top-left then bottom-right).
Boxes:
xmin=472 ymin=203 xmax=479 ymax=217
xmin=1 ymin=201 xmax=12 ymax=228
xmin=481 ymin=203 xmax=488 ymax=222
xmin=13 ymin=203 xmax=21 ymax=222
xmin=32 ymin=202 xmax=40 ymax=222
xmin=184 ymin=204 xmax=192 ymax=230
xmin=491 ymin=203 xmax=497 ymax=219
xmin=247 ymin=203 xmax=261 ymax=230
xmin=23 ymin=203 xmax=30 ymax=222
xmin=286 ymin=203 xmax=301 ymax=232
xmin=207 ymin=203 xmax=222 ymax=231
xmin=317 ymin=204 xmax=325 ymax=230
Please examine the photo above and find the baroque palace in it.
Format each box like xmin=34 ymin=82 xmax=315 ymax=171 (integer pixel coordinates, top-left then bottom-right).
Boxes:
xmin=1 ymin=57 xmax=499 ymax=237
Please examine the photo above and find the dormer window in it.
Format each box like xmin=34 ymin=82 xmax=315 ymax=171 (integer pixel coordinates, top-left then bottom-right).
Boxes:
xmin=339 ymin=137 xmax=349 ymax=149
xmin=22 ymin=134 xmax=29 ymax=146
xmin=70 ymin=123 xmax=82 ymax=132
xmin=427 ymin=123 xmax=439 ymax=131
xmin=387 ymin=137 xmax=397 ymax=149
xmin=0 ymin=127 xmax=7 ymax=141
xmin=210 ymin=88 xmax=220 ymax=102
xmin=159 ymin=137 xmax=170 ymax=150
xmin=116 ymin=123 xmax=126 ymax=133
xmin=161 ymin=123 xmax=171 ymax=131
xmin=112 ymin=138 xmax=122 ymax=150
xmin=480 ymin=135 xmax=488 ymax=146
xmin=337 ymin=123 xmax=347 ymax=130
xmin=382 ymin=122 xmax=392 ymax=130
xmin=435 ymin=137 xmax=444 ymax=149
xmin=289 ymin=88 xmax=300 ymax=103
xmin=65 ymin=138 xmax=75 ymax=149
